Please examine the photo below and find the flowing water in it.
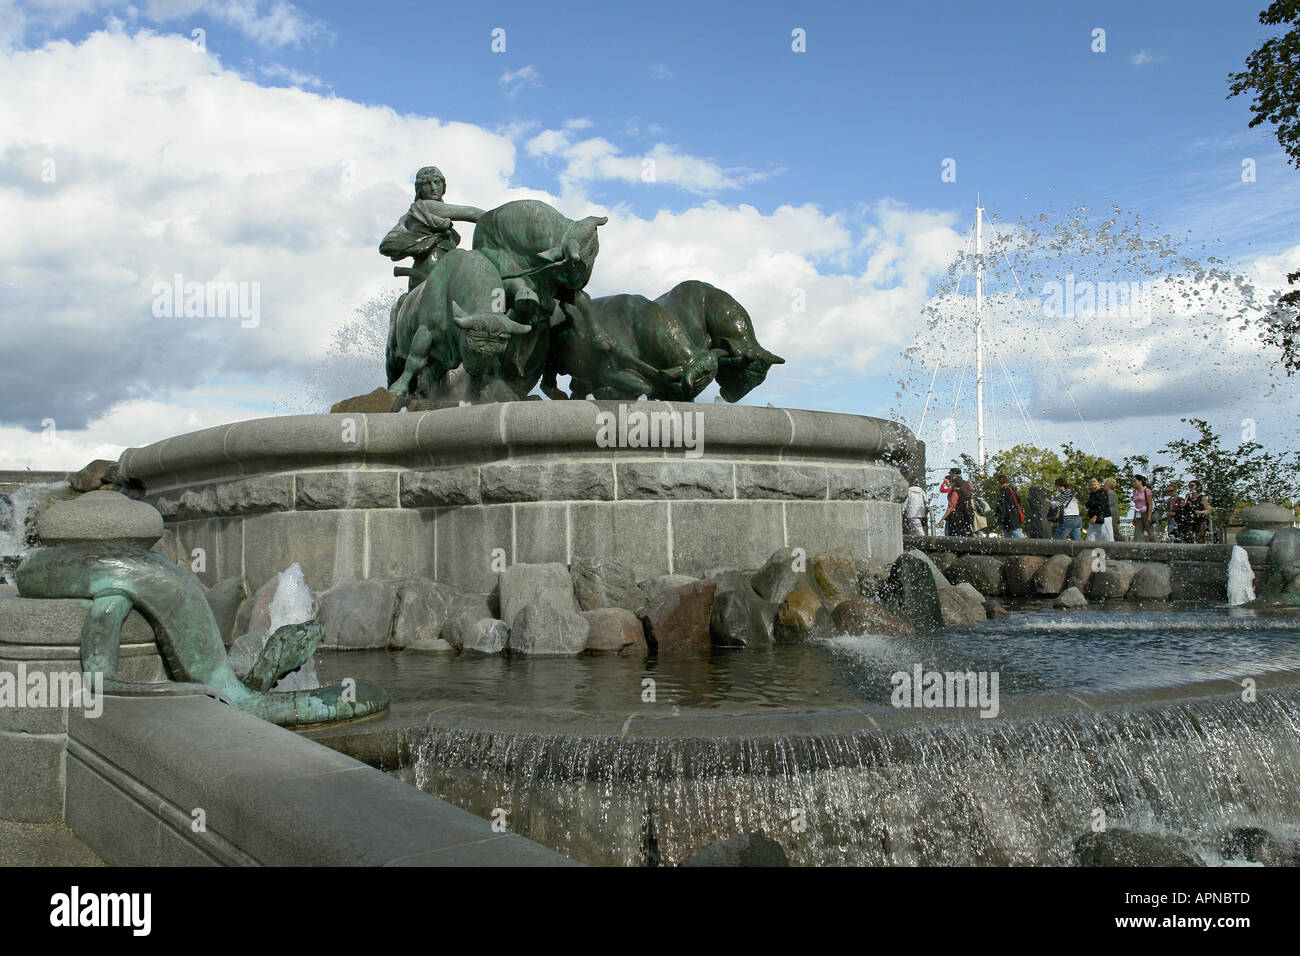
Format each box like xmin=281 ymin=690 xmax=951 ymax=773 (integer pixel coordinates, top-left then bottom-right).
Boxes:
xmin=1228 ymin=545 xmax=1257 ymax=606
xmin=317 ymin=605 xmax=1300 ymax=865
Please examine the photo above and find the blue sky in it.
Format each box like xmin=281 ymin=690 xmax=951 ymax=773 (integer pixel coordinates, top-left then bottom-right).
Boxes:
xmin=2 ymin=0 xmax=1297 ymax=472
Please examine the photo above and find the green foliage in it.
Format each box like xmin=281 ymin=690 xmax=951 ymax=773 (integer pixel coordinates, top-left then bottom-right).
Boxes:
xmin=1229 ymin=2 xmax=1300 ymax=373
xmin=954 ymin=442 xmax=1122 ymax=527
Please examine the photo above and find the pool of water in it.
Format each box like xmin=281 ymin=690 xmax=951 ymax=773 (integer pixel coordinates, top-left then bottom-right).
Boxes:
xmin=316 ymin=604 xmax=1300 ymax=723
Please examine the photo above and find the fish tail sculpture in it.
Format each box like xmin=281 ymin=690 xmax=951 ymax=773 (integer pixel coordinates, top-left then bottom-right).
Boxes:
xmin=15 ymin=544 xmax=389 ymax=727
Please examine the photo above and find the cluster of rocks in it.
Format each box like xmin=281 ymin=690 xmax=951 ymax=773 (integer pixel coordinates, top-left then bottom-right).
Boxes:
xmin=1073 ymin=823 xmax=1300 ymax=867
xmin=915 ymin=548 xmax=1235 ymax=609
xmin=202 ymin=546 xmax=922 ymax=659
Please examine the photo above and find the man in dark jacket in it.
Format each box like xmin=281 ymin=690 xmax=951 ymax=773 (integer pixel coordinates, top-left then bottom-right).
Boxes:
xmin=994 ymin=474 xmax=1025 ymax=538
xmin=1086 ymin=476 xmax=1111 ymax=540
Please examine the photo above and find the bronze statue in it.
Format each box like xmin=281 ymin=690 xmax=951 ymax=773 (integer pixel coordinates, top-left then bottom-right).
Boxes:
xmin=380 ymin=166 xmax=484 ymax=290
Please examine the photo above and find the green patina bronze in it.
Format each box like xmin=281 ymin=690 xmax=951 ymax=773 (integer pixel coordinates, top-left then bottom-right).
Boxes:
xmin=380 ymin=166 xmax=783 ymax=403
xmin=15 ymin=544 xmax=389 ymax=726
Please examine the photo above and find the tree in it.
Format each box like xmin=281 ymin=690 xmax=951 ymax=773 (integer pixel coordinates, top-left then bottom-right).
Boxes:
xmin=1228 ymin=1 xmax=1300 ymax=371
xmin=956 ymin=443 xmax=1121 ymax=528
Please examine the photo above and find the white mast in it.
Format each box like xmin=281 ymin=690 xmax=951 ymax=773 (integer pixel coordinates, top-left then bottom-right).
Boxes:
xmin=975 ymin=197 xmax=986 ymax=470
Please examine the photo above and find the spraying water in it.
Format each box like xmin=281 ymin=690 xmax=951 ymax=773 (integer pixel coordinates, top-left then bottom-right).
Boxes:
xmin=1228 ymin=545 xmax=1257 ymax=606
xmin=266 ymin=563 xmax=320 ymax=691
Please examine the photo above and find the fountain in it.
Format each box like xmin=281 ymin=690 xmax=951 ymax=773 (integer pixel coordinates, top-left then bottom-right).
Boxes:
xmin=1227 ymin=546 xmax=1256 ymax=606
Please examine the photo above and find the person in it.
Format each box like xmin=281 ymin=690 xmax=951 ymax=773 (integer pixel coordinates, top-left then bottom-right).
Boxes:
xmin=1163 ymin=482 xmax=1187 ymax=542
xmin=994 ymin=473 xmax=1025 ymax=538
xmin=1085 ymin=476 xmax=1111 ymax=540
xmin=1104 ymin=477 xmax=1121 ymax=541
xmin=1130 ymin=475 xmax=1156 ymax=542
xmin=942 ymin=478 xmax=975 ymax=537
xmin=1050 ymin=477 xmax=1082 ymax=540
xmin=904 ymin=480 xmax=928 ymax=536
xmin=380 ymin=166 xmax=486 ymax=290
xmin=939 ymin=468 xmax=962 ymax=536
xmin=1184 ymin=480 xmax=1212 ymax=543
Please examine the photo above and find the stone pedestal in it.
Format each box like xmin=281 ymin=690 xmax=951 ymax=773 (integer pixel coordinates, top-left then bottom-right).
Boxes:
xmin=117 ymin=402 xmax=922 ymax=594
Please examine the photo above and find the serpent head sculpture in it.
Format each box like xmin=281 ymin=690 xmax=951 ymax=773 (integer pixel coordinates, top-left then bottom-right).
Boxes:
xmin=15 ymin=544 xmax=389 ymax=727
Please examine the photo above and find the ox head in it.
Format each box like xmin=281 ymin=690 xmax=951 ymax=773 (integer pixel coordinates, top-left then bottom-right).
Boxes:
xmin=662 ymin=349 xmax=720 ymax=401
xmin=451 ymin=301 xmax=532 ymax=375
xmin=715 ymin=342 xmax=785 ymax=403
xmin=537 ymin=215 xmax=607 ymax=291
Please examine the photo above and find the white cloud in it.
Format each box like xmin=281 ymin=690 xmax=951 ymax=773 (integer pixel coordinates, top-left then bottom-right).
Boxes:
xmin=649 ymin=63 xmax=671 ymax=80
xmin=1130 ymin=49 xmax=1167 ymax=67
xmin=499 ymin=64 xmax=539 ymax=98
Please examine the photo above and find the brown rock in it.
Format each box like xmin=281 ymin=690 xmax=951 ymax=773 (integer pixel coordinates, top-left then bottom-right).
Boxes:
xmin=831 ymin=596 xmax=915 ymax=637
xmin=938 ymin=586 xmax=984 ymax=626
xmin=812 ymin=547 xmax=857 ymax=606
xmin=983 ymin=600 xmax=1009 ymax=619
xmin=245 ymin=575 xmax=281 ymax=633
xmin=1032 ymin=554 xmax=1073 ymax=596
xmin=1004 ymin=555 xmax=1046 ymax=597
xmin=68 ymin=459 xmax=117 ymax=493
xmin=774 ymin=587 xmax=830 ymax=644
xmin=581 ymin=608 xmax=648 ymax=656
xmin=639 ymin=579 xmax=717 ymax=657
xmin=330 ymin=388 xmax=398 ymax=414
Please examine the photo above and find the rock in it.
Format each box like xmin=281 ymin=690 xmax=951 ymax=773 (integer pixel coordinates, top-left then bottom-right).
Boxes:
xmin=710 ymin=586 xmax=778 ymax=647
xmin=1127 ymin=563 xmax=1172 ymax=601
xmin=1170 ymin=561 xmax=1227 ymax=602
xmin=811 ymin=548 xmax=857 ymax=606
xmin=954 ymin=582 xmax=986 ymax=604
xmin=881 ymin=551 xmax=945 ymax=632
xmin=1053 ymin=586 xmax=1088 ymax=608
xmin=228 ymin=629 xmax=269 ymax=681
xmin=509 ymin=588 xmax=589 ymax=656
xmin=204 ymin=576 xmax=248 ymax=649
xmin=679 ymin=833 xmax=789 ymax=867
xmin=640 ymin=573 xmax=699 ymax=602
xmin=931 ymin=552 xmax=959 ymax=579
xmin=1087 ymin=560 xmax=1139 ymax=600
xmin=405 ymin=637 xmax=455 ymax=653
xmin=1031 ymin=554 xmax=1073 ymax=596
xmin=1073 ymin=828 xmax=1201 ymax=867
xmin=454 ymin=617 xmax=509 ymax=655
xmin=244 ymin=574 xmax=281 ymax=633
xmin=830 ymin=596 xmax=915 ymax=637
xmin=1065 ymin=549 xmax=1105 ymax=593
xmin=315 ymin=579 xmax=397 ymax=649
xmin=983 ymin=600 xmax=1009 ymax=619
xmin=498 ymin=562 xmax=576 ymax=627
xmin=773 ymin=587 xmax=830 ymax=644
xmin=751 ymin=547 xmax=818 ymax=604
xmin=330 ymin=387 xmax=397 ymax=413
xmin=390 ymin=578 xmax=454 ymax=648
xmin=1003 ymin=555 xmax=1046 ymax=597
xmin=1218 ymin=826 xmax=1300 ymax=866
xmin=570 ymin=556 xmax=645 ymax=612
xmin=447 ymin=591 xmax=496 ymax=624
xmin=853 ymin=558 xmax=891 ymax=601
xmin=68 ymin=459 xmax=117 ymax=493
xmin=937 ymin=586 xmax=985 ymax=625
xmin=640 ymin=579 xmax=717 ymax=656
xmin=949 ymin=555 xmax=1004 ymax=596
xmin=581 ymin=608 xmax=648 ymax=656
xmin=707 ymin=569 xmax=759 ymax=597
xmin=36 ymin=490 xmax=163 ymax=549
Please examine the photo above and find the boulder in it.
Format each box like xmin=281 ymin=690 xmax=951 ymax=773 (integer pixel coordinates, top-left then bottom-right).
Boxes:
xmin=204 ymin=576 xmax=248 ymax=649
xmin=1087 ymin=560 xmax=1139 ymax=600
xmin=499 ymin=562 xmax=576 ymax=627
xmin=811 ymin=548 xmax=857 ymax=606
xmin=1053 ymin=586 xmax=1087 ymax=609
xmin=1066 ymin=549 xmax=1106 ymax=593
xmin=315 ymin=579 xmax=397 ymax=649
xmin=937 ymin=586 xmax=985 ymax=625
xmin=679 ymin=833 xmax=789 ymax=867
xmin=570 ymin=556 xmax=645 ymax=612
xmin=1031 ymin=554 xmax=1073 ymax=596
xmin=390 ymin=578 xmax=454 ymax=648
xmin=830 ymin=596 xmax=916 ymax=637
xmin=1003 ymin=555 xmax=1046 ymax=597
xmin=509 ymin=588 xmax=590 ymax=656
xmin=949 ymin=555 xmax=1004 ymax=596
xmin=881 ymin=551 xmax=945 ymax=632
xmin=68 ymin=459 xmax=117 ymax=493
xmin=853 ymin=558 xmax=892 ymax=601
xmin=1127 ymin=563 xmax=1172 ymax=601
xmin=457 ymin=617 xmax=510 ymax=655
xmin=447 ymin=591 xmax=497 ymax=624
xmin=1218 ymin=826 xmax=1300 ymax=866
xmin=774 ymin=587 xmax=830 ymax=643
xmin=708 ymin=569 xmax=759 ymax=597
xmin=36 ymin=489 xmax=163 ymax=549
xmin=330 ymin=387 xmax=398 ymax=413
xmin=983 ymin=600 xmax=1009 ymax=619
xmin=930 ymin=552 xmax=959 ymax=580
xmin=640 ymin=573 xmax=699 ymax=602
xmin=710 ymin=587 xmax=777 ymax=648
xmin=581 ymin=608 xmax=648 ymax=656
xmin=1073 ymin=828 xmax=1201 ymax=867
xmin=405 ymin=636 xmax=455 ymax=653
xmin=640 ymin=580 xmax=717 ymax=656
xmin=751 ymin=547 xmax=818 ymax=604
xmin=245 ymin=574 xmax=282 ymax=633
xmin=1169 ymin=561 xmax=1226 ymax=602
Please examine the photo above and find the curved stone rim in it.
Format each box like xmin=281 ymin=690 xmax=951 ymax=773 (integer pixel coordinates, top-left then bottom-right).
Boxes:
xmin=117 ymin=402 xmax=923 ymax=489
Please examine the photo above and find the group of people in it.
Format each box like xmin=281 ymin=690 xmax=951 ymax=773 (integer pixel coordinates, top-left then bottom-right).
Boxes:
xmin=902 ymin=469 xmax=1213 ymax=542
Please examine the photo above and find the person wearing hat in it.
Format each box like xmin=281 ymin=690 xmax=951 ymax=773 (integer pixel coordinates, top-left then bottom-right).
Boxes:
xmin=939 ymin=468 xmax=962 ymax=536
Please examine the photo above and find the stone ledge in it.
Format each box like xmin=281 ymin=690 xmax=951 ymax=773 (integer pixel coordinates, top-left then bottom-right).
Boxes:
xmin=905 ymin=535 xmax=1270 ymax=565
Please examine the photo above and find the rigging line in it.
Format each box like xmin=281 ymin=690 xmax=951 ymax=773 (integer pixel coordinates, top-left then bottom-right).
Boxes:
xmin=994 ymin=345 xmax=1043 ymax=448
xmin=916 ymin=222 xmax=976 ymax=435
xmin=997 ymin=243 xmax=1100 ymax=457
